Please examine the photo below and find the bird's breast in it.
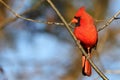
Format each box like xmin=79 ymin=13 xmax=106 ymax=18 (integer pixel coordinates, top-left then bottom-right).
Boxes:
xmin=74 ymin=26 xmax=98 ymax=48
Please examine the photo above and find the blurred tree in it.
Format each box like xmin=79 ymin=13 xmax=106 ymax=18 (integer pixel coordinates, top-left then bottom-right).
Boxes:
xmin=93 ymin=0 xmax=109 ymax=20
xmin=0 ymin=0 xmax=9 ymax=22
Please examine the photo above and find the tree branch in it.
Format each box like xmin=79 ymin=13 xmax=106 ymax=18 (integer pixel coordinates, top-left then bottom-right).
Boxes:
xmin=0 ymin=0 xmax=74 ymax=30
xmin=98 ymin=10 xmax=120 ymax=31
xmin=46 ymin=0 xmax=109 ymax=80
xmin=0 ymin=0 xmax=43 ymax=28
xmin=105 ymin=70 xmax=120 ymax=74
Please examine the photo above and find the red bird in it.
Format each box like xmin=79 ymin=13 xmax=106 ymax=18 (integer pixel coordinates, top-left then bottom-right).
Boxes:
xmin=71 ymin=7 xmax=98 ymax=76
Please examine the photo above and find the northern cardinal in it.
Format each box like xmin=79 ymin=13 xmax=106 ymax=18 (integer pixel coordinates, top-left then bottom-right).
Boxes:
xmin=71 ymin=7 xmax=98 ymax=76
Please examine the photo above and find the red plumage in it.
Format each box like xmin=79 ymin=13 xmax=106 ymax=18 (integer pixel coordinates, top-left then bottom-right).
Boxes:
xmin=71 ymin=6 xmax=98 ymax=76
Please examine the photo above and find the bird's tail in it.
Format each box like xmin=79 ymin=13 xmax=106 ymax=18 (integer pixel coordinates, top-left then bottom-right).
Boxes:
xmin=82 ymin=53 xmax=91 ymax=76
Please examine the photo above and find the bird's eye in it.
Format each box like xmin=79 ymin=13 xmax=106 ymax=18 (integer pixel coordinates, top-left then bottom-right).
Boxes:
xmin=74 ymin=16 xmax=81 ymax=20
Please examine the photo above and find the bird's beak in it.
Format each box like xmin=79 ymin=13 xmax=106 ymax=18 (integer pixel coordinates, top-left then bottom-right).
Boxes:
xmin=71 ymin=18 xmax=78 ymax=23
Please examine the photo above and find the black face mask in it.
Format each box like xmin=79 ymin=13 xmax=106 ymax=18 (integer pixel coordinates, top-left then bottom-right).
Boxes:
xmin=74 ymin=16 xmax=81 ymax=26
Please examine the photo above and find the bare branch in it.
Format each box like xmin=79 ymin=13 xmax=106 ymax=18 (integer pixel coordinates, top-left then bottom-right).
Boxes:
xmin=105 ymin=70 xmax=120 ymax=74
xmin=95 ymin=19 xmax=105 ymax=22
xmin=0 ymin=0 xmax=44 ymax=28
xmin=0 ymin=0 xmax=74 ymax=29
xmin=46 ymin=0 xmax=109 ymax=80
xmin=98 ymin=10 xmax=120 ymax=31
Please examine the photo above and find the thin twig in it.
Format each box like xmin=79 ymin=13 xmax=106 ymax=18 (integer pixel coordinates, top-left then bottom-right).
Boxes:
xmin=0 ymin=0 xmax=74 ymax=29
xmin=0 ymin=0 xmax=67 ymax=29
xmin=98 ymin=10 xmax=120 ymax=31
xmin=0 ymin=0 xmax=44 ymax=28
xmin=95 ymin=19 xmax=105 ymax=22
xmin=46 ymin=0 xmax=109 ymax=80
xmin=105 ymin=70 xmax=120 ymax=74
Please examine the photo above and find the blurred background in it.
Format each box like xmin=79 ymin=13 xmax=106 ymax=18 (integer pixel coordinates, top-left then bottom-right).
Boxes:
xmin=0 ymin=0 xmax=120 ymax=80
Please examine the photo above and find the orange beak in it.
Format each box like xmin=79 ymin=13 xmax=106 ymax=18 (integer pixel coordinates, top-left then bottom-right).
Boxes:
xmin=71 ymin=18 xmax=78 ymax=23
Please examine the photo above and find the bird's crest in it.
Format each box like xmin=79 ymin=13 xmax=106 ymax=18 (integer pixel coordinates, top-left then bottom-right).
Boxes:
xmin=75 ymin=6 xmax=85 ymax=17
